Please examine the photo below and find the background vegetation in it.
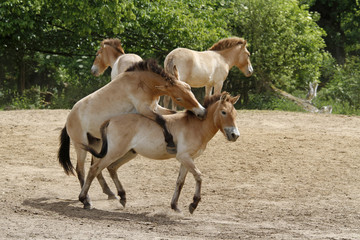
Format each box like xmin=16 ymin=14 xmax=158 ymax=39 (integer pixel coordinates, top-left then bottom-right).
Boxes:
xmin=1 ymin=0 xmax=359 ymax=114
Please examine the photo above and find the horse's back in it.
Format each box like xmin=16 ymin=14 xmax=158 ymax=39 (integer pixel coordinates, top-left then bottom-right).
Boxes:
xmin=165 ymin=48 xmax=219 ymax=86
xmin=111 ymin=54 xmax=143 ymax=80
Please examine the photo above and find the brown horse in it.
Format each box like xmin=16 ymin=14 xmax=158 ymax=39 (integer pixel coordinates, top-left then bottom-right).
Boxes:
xmin=163 ymin=37 xmax=253 ymax=109
xmin=58 ymin=59 xmax=206 ymax=200
xmin=91 ymin=38 xmax=142 ymax=80
xmin=80 ymin=92 xmax=240 ymax=213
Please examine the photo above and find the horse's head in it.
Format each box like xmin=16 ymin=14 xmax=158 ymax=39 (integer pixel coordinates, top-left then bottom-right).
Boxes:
xmin=156 ymin=80 xmax=206 ymax=120
xmin=91 ymin=39 xmax=125 ymax=76
xmin=236 ymin=40 xmax=253 ymax=77
xmin=213 ymin=92 xmax=240 ymax=142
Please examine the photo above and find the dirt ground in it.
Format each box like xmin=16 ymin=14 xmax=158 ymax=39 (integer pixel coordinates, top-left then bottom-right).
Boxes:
xmin=1 ymin=109 xmax=360 ymax=239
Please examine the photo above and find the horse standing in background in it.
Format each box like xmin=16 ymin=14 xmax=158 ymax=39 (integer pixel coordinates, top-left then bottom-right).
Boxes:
xmin=91 ymin=38 xmax=142 ymax=80
xmin=163 ymin=37 xmax=253 ymax=109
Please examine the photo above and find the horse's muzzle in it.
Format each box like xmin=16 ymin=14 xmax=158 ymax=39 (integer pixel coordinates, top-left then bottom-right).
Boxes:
xmin=224 ymin=127 xmax=240 ymax=142
xmin=91 ymin=65 xmax=99 ymax=76
xmin=193 ymin=107 xmax=207 ymax=120
xmin=245 ymin=65 xmax=253 ymax=77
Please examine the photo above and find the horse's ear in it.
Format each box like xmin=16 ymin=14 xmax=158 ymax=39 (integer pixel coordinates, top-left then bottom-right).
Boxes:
xmin=240 ymin=40 xmax=247 ymax=50
xmin=220 ymin=92 xmax=228 ymax=103
xmin=173 ymin=65 xmax=179 ymax=80
xmin=231 ymin=95 xmax=240 ymax=105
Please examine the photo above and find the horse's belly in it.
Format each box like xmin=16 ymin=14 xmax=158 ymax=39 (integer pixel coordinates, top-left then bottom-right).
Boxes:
xmin=135 ymin=144 xmax=174 ymax=160
xmin=132 ymin=130 xmax=175 ymax=160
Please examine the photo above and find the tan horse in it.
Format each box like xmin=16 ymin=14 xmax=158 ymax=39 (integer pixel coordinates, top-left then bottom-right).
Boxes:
xmin=79 ymin=92 xmax=240 ymax=213
xmin=163 ymin=37 xmax=253 ymax=109
xmin=58 ymin=59 xmax=206 ymax=200
xmin=91 ymin=38 xmax=142 ymax=80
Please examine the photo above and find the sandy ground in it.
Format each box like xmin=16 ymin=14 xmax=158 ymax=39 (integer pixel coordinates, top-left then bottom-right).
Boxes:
xmin=1 ymin=109 xmax=360 ymax=239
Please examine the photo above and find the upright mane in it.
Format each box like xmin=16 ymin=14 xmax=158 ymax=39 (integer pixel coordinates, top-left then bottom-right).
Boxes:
xmin=101 ymin=38 xmax=125 ymax=54
xmin=185 ymin=92 xmax=231 ymax=117
xmin=203 ymin=94 xmax=220 ymax=109
xmin=126 ymin=59 xmax=175 ymax=84
xmin=209 ymin=37 xmax=245 ymax=51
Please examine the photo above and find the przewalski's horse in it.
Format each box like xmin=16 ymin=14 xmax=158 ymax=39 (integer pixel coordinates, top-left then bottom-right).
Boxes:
xmin=80 ymin=92 xmax=240 ymax=213
xmin=91 ymin=38 xmax=142 ymax=80
xmin=163 ymin=37 xmax=253 ymax=109
xmin=58 ymin=59 xmax=206 ymax=200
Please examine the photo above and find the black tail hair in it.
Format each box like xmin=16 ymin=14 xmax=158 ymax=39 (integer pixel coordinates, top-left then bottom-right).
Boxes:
xmin=82 ymin=121 xmax=109 ymax=158
xmin=58 ymin=126 xmax=74 ymax=175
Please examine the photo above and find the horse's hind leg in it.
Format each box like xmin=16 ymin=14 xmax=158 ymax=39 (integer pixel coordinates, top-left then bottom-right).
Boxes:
xmin=171 ymin=164 xmax=188 ymax=212
xmin=88 ymin=137 xmax=117 ymax=199
xmin=136 ymin=104 xmax=176 ymax=154
xmin=91 ymin=157 xmax=117 ymax=199
xmin=74 ymin=143 xmax=92 ymax=208
xmin=107 ymin=150 xmax=138 ymax=207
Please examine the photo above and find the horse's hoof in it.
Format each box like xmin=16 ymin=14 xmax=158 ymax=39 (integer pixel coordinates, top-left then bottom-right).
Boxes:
xmin=120 ymin=199 xmax=126 ymax=207
xmin=189 ymin=203 xmax=196 ymax=214
xmin=166 ymin=145 xmax=177 ymax=154
xmin=83 ymin=203 xmax=93 ymax=209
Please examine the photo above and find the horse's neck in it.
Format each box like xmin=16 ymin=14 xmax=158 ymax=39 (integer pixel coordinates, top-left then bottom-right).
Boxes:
xmin=137 ymin=72 xmax=164 ymax=97
xmin=109 ymin=52 xmax=122 ymax=68
xmin=197 ymin=103 xmax=219 ymax=142
xmin=215 ymin=47 xmax=239 ymax=70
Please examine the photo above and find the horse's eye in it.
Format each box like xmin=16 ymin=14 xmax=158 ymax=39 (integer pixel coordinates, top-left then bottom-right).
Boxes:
xmin=221 ymin=110 xmax=226 ymax=116
xmin=176 ymin=98 xmax=182 ymax=102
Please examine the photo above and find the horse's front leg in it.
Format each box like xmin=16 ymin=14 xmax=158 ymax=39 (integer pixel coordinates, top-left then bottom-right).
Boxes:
xmin=213 ymin=82 xmax=224 ymax=95
xmin=205 ymin=85 xmax=213 ymax=98
xmin=176 ymin=154 xmax=202 ymax=214
xmin=154 ymin=103 xmax=176 ymax=115
xmin=136 ymin=104 xmax=176 ymax=154
xmin=171 ymin=164 xmax=188 ymax=212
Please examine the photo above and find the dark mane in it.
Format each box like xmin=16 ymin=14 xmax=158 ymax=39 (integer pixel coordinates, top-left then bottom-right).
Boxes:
xmin=102 ymin=38 xmax=125 ymax=54
xmin=185 ymin=93 xmax=226 ymax=117
xmin=126 ymin=59 xmax=175 ymax=84
xmin=209 ymin=37 xmax=245 ymax=51
xmin=203 ymin=94 xmax=222 ymax=108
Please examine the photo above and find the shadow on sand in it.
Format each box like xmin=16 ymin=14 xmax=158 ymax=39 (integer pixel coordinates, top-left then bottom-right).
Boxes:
xmin=22 ymin=197 xmax=181 ymax=226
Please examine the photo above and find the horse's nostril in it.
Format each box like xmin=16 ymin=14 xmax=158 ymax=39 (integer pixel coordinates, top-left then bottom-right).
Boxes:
xmin=231 ymin=132 xmax=239 ymax=140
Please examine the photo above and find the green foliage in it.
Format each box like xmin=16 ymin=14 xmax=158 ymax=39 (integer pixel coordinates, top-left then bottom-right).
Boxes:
xmin=228 ymin=0 xmax=327 ymax=92
xmin=316 ymin=57 xmax=360 ymax=113
xmin=0 ymin=0 xmax=359 ymax=116
xmin=305 ymin=0 xmax=360 ymax=63
xmin=239 ymin=92 xmax=305 ymax=112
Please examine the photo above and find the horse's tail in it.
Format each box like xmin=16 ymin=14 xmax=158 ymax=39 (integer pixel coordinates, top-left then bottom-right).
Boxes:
xmin=82 ymin=121 xmax=109 ymax=159
xmin=58 ymin=126 xmax=74 ymax=175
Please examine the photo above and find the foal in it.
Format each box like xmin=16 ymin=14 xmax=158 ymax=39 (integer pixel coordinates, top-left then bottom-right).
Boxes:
xmin=80 ymin=92 xmax=240 ymax=213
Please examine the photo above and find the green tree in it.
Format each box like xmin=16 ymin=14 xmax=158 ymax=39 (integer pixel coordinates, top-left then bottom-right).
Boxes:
xmin=0 ymin=0 xmax=229 ymax=108
xmin=306 ymin=0 xmax=360 ymax=64
xmin=223 ymin=0 xmax=327 ymax=105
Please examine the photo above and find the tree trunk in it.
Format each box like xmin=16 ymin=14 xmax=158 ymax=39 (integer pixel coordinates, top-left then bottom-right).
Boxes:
xmin=268 ymin=83 xmax=320 ymax=113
